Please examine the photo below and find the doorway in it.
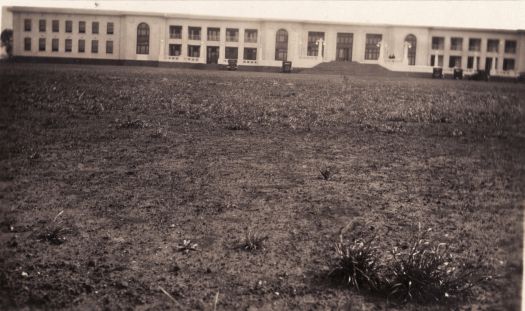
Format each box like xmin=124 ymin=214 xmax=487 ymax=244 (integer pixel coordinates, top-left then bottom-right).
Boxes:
xmin=207 ymin=46 xmax=219 ymax=64
xmin=336 ymin=33 xmax=353 ymax=61
xmin=485 ymin=57 xmax=492 ymax=72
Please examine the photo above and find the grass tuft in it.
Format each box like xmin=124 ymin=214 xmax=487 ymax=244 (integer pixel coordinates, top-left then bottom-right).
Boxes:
xmin=237 ymin=229 xmax=268 ymax=252
xmin=329 ymin=236 xmax=381 ymax=292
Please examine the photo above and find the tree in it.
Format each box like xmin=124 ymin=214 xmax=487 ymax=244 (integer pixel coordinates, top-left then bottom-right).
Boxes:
xmin=1 ymin=29 xmax=13 ymax=58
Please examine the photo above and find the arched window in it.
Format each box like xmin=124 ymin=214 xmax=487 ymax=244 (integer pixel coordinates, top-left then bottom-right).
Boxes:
xmin=136 ymin=23 xmax=150 ymax=55
xmin=405 ymin=34 xmax=417 ymax=66
xmin=275 ymin=29 xmax=288 ymax=61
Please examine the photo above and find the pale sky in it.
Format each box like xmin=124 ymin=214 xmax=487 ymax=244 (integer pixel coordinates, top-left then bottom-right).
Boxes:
xmin=1 ymin=1 xmax=525 ymax=30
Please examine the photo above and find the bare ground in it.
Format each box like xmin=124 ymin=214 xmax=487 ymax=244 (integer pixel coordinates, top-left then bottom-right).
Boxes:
xmin=0 ymin=63 xmax=524 ymax=310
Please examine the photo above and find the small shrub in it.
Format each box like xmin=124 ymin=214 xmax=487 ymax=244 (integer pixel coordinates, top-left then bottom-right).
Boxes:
xmin=237 ymin=229 xmax=268 ymax=252
xmin=176 ymin=240 xmax=199 ymax=253
xmin=386 ymin=228 xmax=484 ymax=304
xmin=329 ymin=237 xmax=381 ymax=291
xmin=36 ymin=211 xmax=68 ymax=245
xmin=318 ymin=165 xmax=336 ymax=181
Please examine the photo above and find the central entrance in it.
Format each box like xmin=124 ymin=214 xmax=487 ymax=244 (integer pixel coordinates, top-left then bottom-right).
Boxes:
xmin=206 ymin=46 xmax=219 ymax=64
xmin=336 ymin=33 xmax=353 ymax=61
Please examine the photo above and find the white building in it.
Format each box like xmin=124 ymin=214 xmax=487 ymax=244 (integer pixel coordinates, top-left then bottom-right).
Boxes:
xmin=4 ymin=6 xmax=525 ymax=76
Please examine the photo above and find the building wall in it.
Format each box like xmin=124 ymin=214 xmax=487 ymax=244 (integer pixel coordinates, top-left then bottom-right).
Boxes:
xmin=7 ymin=7 xmax=525 ymax=74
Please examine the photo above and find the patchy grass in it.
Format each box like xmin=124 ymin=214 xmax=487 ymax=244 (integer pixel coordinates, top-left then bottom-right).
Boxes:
xmin=0 ymin=63 xmax=523 ymax=310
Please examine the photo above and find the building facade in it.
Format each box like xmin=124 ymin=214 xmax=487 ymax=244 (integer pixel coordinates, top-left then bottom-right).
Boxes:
xmin=6 ymin=6 xmax=525 ymax=76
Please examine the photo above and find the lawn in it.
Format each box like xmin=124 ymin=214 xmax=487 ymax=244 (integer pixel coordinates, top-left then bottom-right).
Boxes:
xmin=0 ymin=63 xmax=524 ymax=310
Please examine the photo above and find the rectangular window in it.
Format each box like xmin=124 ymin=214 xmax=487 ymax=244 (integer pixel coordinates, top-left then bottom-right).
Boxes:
xmin=106 ymin=40 xmax=113 ymax=54
xmin=449 ymin=55 xmax=462 ymax=68
xmin=244 ymin=48 xmax=257 ymax=60
xmin=169 ymin=44 xmax=181 ymax=56
xmin=207 ymin=27 xmax=220 ymax=41
xmin=65 ymin=39 xmax=72 ymax=52
xmin=52 ymin=38 xmax=59 ymax=52
xmin=24 ymin=37 xmax=31 ymax=51
xmin=364 ymin=34 xmax=382 ymax=60
xmin=169 ymin=26 xmax=182 ymax=39
xmin=188 ymin=27 xmax=201 ymax=40
xmin=91 ymin=40 xmax=98 ymax=53
xmin=226 ymin=28 xmax=239 ymax=42
xmin=504 ymin=40 xmax=516 ymax=54
xmin=307 ymin=31 xmax=325 ymax=56
xmin=467 ymin=56 xmax=480 ymax=69
xmin=39 ymin=38 xmax=45 ymax=51
xmin=107 ymin=22 xmax=114 ymax=35
xmin=450 ymin=37 xmax=463 ymax=51
xmin=225 ymin=47 xmax=238 ymax=59
xmin=52 ymin=20 xmax=59 ymax=32
xmin=78 ymin=39 xmax=85 ymax=53
xmin=39 ymin=19 xmax=46 ymax=32
xmin=188 ymin=45 xmax=200 ymax=57
xmin=79 ymin=21 xmax=85 ymax=33
xmin=487 ymin=39 xmax=499 ymax=52
xmin=65 ymin=20 xmax=72 ymax=33
xmin=431 ymin=37 xmax=444 ymax=50
xmin=503 ymin=58 xmax=515 ymax=70
xmin=92 ymin=22 xmax=99 ymax=34
xmin=468 ymin=38 xmax=481 ymax=51
xmin=244 ymin=29 xmax=257 ymax=43
xmin=24 ymin=19 xmax=31 ymax=32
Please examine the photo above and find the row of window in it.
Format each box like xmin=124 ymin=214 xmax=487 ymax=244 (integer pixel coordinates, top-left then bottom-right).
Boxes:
xmin=305 ymin=32 xmax=382 ymax=60
xmin=168 ymin=44 xmax=257 ymax=60
xmin=431 ymin=37 xmax=516 ymax=53
xmin=430 ymin=55 xmax=515 ymax=70
xmin=168 ymin=25 xmax=258 ymax=43
xmin=24 ymin=19 xmax=114 ymax=35
xmin=24 ymin=37 xmax=113 ymax=54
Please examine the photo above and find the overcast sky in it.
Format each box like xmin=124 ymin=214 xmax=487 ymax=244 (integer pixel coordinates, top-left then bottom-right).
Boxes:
xmin=2 ymin=1 xmax=525 ymax=30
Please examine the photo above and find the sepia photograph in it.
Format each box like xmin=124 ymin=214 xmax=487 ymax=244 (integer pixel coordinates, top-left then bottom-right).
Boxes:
xmin=0 ymin=0 xmax=523 ymax=310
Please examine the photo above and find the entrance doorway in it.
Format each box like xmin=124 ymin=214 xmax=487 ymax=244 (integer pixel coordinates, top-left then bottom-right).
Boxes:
xmin=207 ymin=46 xmax=219 ymax=64
xmin=485 ymin=57 xmax=493 ymax=72
xmin=336 ymin=33 xmax=353 ymax=61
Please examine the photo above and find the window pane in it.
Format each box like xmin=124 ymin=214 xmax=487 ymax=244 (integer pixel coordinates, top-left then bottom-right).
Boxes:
xmin=65 ymin=39 xmax=72 ymax=52
xmin=39 ymin=20 xmax=46 ymax=32
xmin=136 ymin=23 xmax=150 ymax=54
xmin=106 ymin=41 xmax=113 ymax=54
xmin=364 ymin=34 xmax=381 ymax=60
xmin=169 ymin=44 xmax=181 ymax=56
xmin=92 ymin=22 xmax=99 ymax=34
xmin=39 ymin=38 xmax=45 ymax=51
xmin=24 ymin=38 xmax=31 ymax=51
xmin=79 ymin=21 xmax=85 ymax=33
xmin=505 ymin=40 xmax=516 ymax=54
xmin=226 ymin=28 xmax=238 ymax=42
xmin=52 ymin=20 xmax=59 ymax=32
xmin=207 ymin=28 xmax=220 ymax=41
xmin=107 ymin=22 xmax=114 ymax=35
xmin=169 ymin=26 xmax=182 ymax=39
xmin=52 ymin=38 xmax=59 ymax=52
xmin=65 ymin=20 xmax=72 ymax=33
xmin=244 ymin=48 xmax=257 ymax=60
xmin=245 ymin=29 xmax=257 ymax=43
xmin=78 ymin=39 xmax=85 ymax=52
xmin=91 ymin=40 xmax=98 ymax=53
xmin=225 ymin=47 xmax=238 ymax=59
xmin=307 ymin=32 xmax=325 ymax=56
xmin=24 ymin=19 xmax=31 ymax=32
xmin=188 ymin=45 xmax=200 ymax=57
xmin=188 ymin=27 xmax=201 ymax=40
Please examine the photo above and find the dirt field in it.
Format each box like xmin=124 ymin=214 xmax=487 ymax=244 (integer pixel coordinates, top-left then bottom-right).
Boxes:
xmin=0 ymin=63 xmax=523 ymax=310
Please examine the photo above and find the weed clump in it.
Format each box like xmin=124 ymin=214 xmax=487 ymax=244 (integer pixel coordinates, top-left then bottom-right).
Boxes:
xmin=237 ymin=229 xmax=268 ymax=252
xmin=329 ymin=237 xmax=381 ymax=292
xmin=327 ymin=224 xmax=489 ymax=306
xmin=386 ymin=228 xmax=484 ymax=304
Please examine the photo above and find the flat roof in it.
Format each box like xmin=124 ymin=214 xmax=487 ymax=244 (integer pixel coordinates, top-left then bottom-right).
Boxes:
xmin=6 ymin=5 xmax=523 ymax=34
